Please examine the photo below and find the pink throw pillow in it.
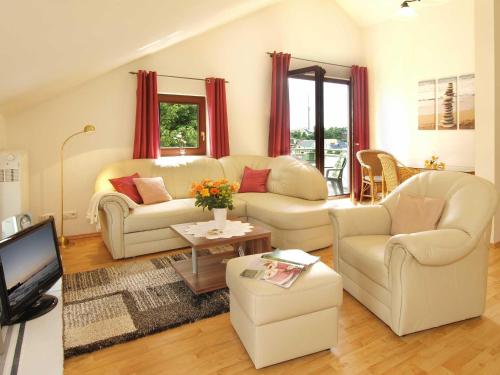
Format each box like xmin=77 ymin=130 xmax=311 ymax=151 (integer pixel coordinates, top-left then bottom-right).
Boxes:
xmin=109 ymin=173 xmax=143 ymax=204
xmin=239 ymin=166 xmax=271 ymax=193
xmin=391 ymin=193 xmax=446 ymax=235
xmin=133 ymin=177 xmax=172 ymax=205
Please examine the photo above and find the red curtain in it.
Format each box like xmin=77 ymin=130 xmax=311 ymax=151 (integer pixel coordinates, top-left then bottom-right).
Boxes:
xmin=268 ymin=52 xmax=291 ymax=157
xmin=133 ymin=70 xmax=160 ymax=159
xmin=351 ymin=65 xmax=370 ymax=201
xmin=205 ymin=77 xmax=230 ymax=158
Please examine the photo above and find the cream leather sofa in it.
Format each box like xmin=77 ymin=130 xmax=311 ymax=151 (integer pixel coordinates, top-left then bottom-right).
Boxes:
xmin=330 ymin=171 xmax=499 ymax=336
xmin=95 ymin=155 xmax=336 ymax=259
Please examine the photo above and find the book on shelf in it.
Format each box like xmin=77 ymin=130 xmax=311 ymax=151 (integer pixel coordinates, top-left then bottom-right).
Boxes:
xmin=240 ymin=258 xmax=304 ymax=288
xmin=261 ymin=249 xmax=320 ymax=268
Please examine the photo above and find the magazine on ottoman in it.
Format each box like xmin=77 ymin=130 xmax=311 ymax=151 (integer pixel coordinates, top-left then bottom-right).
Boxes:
xmin=240 ymin=258 xmax=304 ymax=288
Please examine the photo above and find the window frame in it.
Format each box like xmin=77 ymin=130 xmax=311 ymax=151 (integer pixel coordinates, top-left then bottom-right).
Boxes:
xmin=158 ymin=94 xmax=207 ymax=156
xmin=287 ymin=69 xmax=352 ymax=198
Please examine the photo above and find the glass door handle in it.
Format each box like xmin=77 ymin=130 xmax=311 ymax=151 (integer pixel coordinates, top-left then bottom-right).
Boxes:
xmin=201 ymin=131 xmax=205 ymax=141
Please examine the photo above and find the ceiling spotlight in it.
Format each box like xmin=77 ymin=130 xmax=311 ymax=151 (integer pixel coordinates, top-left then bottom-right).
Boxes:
xmin=399 ymin=0 xmax=421 ymax=17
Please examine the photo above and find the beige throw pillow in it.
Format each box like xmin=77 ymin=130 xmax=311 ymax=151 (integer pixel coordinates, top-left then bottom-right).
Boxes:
xmin=391 ymin=193 xmax=446 ymax=235
xmin=133 ymin=177 xmax=172 ymax=205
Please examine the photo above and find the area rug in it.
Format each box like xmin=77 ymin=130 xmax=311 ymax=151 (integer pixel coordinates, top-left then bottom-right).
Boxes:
xmin=62 ymin=249 xmax=230 ymax=358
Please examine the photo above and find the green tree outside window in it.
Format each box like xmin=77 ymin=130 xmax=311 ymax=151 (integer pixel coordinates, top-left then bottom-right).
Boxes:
xmin=159 ymin=103 xmax=199 ymax=148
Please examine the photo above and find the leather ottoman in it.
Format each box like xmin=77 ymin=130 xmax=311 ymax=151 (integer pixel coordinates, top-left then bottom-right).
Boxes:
xmin=226 ymin=254 xmax=343 ymax=369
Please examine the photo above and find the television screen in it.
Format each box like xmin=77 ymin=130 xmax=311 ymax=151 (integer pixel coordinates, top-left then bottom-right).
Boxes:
xmin=0 ymin=218 xmax=62 ymax=323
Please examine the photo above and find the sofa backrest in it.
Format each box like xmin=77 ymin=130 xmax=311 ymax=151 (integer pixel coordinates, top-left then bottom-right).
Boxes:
xmin=219 ymin=155 xmax=328 ymax=201
xmin=95 ymin=159 xmax=157 ymax=193
xmin=382 ymin=171 xmax=499 ymax=239
xmin=218 ymin=155 xmax=273 ymax=183
xmin=95 ymin=155 xmax=328 ymax=201
xmin=95 ymin=156 xmax=225 ymax=199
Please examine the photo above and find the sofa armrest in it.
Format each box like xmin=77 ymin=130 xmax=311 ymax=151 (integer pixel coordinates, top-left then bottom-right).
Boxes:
xmin=98 ymin=195 xmax=133 ymax=259
xmin=385 ymin=229 xmax=473 ymax=267
xmin=99 ymin=194 xmax=133 ymax=218
xmin=329 ymin=205 xmax=391 ymax=239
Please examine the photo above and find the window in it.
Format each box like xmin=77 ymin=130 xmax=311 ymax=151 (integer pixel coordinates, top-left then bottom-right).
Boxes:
xmin=158 ymin=94 xmax=206 ymax=156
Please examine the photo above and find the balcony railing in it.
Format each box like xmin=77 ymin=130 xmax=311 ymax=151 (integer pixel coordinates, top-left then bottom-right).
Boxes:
xmin=290 ymin=146 xmax=350 ymax=195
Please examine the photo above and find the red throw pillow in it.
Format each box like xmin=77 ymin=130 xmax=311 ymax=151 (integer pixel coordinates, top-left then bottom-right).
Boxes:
xmin=109 ymin=173 xmax=143 ymax=204
xmin=239 ymin=166 xmax=271 ymax=193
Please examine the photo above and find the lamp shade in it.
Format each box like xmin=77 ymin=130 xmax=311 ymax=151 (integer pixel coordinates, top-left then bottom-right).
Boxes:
xmin=83 ymin=124 xmax=96 ymax=133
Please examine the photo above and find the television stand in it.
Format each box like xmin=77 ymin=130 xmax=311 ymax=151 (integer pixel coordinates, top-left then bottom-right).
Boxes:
xmin=0 ymin=280 xmax=63 ymax=375
xmin=6 ymin=294 xmax=58 ymax=325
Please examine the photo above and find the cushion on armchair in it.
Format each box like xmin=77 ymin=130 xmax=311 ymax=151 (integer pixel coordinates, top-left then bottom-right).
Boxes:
xmin=390 ymin=193 xmax=445 ymax=235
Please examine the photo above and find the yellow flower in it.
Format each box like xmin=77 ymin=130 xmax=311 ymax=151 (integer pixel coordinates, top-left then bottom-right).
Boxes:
xmin=201 ymin=188 xmax=210 ymax=197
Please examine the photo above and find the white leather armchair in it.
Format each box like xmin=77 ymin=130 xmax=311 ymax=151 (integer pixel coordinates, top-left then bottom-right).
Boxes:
xmin=330 ymin=171 xmax=499 ymax=336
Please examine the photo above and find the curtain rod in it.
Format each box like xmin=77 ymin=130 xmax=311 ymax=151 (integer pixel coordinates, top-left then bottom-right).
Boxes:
xmin=265 ymin=52 xmax=351 ymax=69
xmin=128 ymin=71 xmax=229 ymax=83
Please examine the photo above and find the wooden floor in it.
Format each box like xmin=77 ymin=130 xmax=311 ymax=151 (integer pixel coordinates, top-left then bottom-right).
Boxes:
xmin=62 ymin=237 xmax=500 ymax=375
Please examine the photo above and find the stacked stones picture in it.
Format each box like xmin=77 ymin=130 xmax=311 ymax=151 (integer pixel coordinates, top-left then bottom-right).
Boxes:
xmin=438 ymin=77 xmax=457 ymax=130
xmin=418 ymin=74 xmax=475 ymax=131
xmin=418 ymin=80 xmax=436 ymax=130
xmin=458 ymin=74 xmax=475 ymax=129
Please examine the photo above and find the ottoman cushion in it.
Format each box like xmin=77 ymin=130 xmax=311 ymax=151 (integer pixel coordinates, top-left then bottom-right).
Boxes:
xmin=226 ymin=254 xmax=342 ymax=326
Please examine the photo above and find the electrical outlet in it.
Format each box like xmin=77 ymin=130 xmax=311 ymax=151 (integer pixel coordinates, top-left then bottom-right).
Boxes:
xmin=40 ymin=213 xmax=55 ymax=221
xmin=63 ymin=211 xmax=77 ymax=220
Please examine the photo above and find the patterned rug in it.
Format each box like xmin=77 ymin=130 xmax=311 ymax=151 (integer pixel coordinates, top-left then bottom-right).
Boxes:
xmin=62 ymin=249 xmax=230 ymax=358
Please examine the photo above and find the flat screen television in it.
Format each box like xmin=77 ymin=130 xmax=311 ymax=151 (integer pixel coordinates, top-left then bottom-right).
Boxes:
xmin=0 ymin=218 xmax=63 ymax=325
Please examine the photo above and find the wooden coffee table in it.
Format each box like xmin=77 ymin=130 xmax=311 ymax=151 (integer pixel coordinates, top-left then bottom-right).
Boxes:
xmin=170 ymin=222 xmax=271 ymax=294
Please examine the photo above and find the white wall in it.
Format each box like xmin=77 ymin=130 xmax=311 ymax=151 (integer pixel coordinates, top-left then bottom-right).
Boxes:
xmin=3 ymin=0 xmax=364 ymax=235
xmin=475 ymin=0 xmax=495 ymax=182
xmin=0 ymin=115 xmax=6 ymax=150
xmin=365 ymin=0 xmax=475 ymax=167
xmin=475 ymin=0 xmax=500 ymax=242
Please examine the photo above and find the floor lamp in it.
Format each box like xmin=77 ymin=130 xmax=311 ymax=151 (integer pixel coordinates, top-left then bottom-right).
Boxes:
xmin=59 ymin=124 xmax=96 ymax=248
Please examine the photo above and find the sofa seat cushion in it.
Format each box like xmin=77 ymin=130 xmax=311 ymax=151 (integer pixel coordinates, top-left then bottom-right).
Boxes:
xmin=236 ymin=193 xmax=336 ymax=230
xmin=226 ymin=254 xmax=342 ymax=326
xmin=124 ymin=197 xmax=247 ymax=233
xmin=340 ymin=235 xmax=391 ymax=288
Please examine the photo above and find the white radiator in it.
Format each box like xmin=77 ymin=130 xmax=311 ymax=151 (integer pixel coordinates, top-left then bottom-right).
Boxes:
xmin=0 ymin=151 xmax=29 ymax=222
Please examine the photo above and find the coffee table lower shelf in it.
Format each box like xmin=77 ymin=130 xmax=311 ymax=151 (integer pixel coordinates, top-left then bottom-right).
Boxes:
xmin=169 ymin=222 xmax=272 ymax=295
xmin=171 ymin=252 xmax=238 ymax=294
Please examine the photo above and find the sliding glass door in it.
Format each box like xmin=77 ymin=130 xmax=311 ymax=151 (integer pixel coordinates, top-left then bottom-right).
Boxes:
xmin=289 ymin=67 xmax=351 ymax=197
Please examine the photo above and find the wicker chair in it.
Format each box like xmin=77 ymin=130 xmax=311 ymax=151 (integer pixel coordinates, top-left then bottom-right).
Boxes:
xmin=356 ymin=149 xmax=394 ymax=203
xmin=378 ymin=153 xmax=420 ymax=196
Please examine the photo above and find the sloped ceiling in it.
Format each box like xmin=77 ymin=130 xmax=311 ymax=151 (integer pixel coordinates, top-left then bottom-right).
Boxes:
xmin=335 ymin=0 xmax=453 ymax=28
xmin=0 ymin=0 xmax=280 ymax=114
xmin=1 ymin=0 xmax=454 ymax=115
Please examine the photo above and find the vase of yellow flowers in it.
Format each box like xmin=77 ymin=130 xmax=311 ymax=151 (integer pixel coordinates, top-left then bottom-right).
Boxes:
xmin=424 ymin=155 xmax=446 ymax=170
xmin=190 ymin=178 xmax=239 ymax=229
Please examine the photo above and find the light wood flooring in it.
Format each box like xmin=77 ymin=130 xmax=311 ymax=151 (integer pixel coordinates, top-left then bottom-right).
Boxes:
xmin=62 ymin=236 xmax=500 ymax=374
